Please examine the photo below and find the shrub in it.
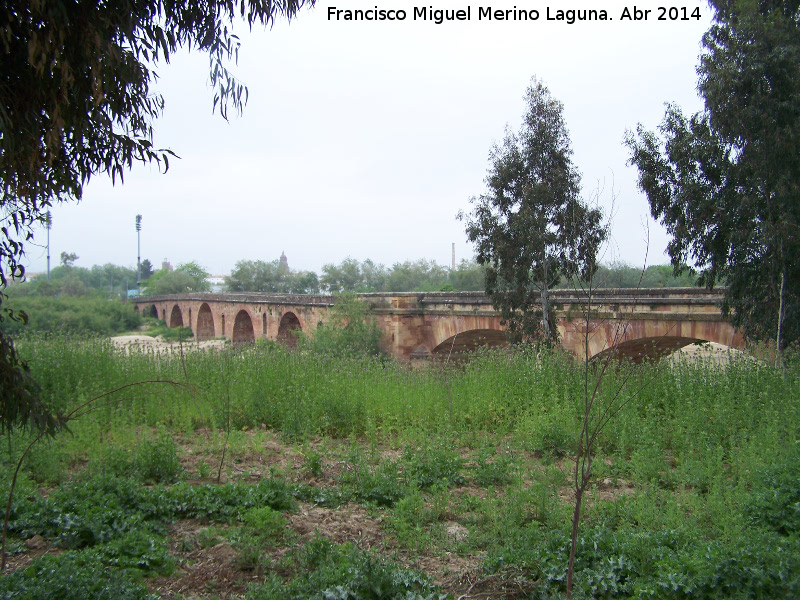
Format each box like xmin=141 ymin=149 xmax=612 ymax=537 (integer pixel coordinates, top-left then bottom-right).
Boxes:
xmin=403 ymin=445 xmax=465 ymax=489
xmin=132 ymin=433 xmax=183 ymax=484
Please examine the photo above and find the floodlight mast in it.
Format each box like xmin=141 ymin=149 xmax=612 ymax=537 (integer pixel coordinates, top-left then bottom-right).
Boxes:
xmin=136 ymin=215 xmax=142 ymax=296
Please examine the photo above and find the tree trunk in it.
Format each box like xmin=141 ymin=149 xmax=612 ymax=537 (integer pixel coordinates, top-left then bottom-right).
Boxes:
xmin=776 ymin=262 xmax=786 ymax=366
xmin=541 ymin=285 xmax=551 ymax=342
xmin=566 ymin=487 xmax=583 ymax=599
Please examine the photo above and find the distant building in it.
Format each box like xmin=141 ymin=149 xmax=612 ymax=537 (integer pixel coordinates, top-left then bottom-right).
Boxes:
xmin=161 ymin=259 xmax=173 ymax=272
xmin=279 ymin=251 xmax=289 ymax=272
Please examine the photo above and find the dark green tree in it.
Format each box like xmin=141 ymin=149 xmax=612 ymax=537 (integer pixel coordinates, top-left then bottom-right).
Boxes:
xmin=626 ymin=0 xmax=800 ymax=353
xmin=146 ymin=262 xmax=210 ymax=295
xmin=226 ymin=259 xmax=319 ymax=293
xmin=139 ymin=259 xmax=155 ymax=281
xmin=448 ymin=260 xmax=485 ymax=291
xmin=0 ymin=0 xmax=314 ymax=436
xmin=459 ymin=78 xmax=606 ymax=344
xmin=320 ymin=257 xmax=370 ymax=293
xmin=385 ymin=259 xmax=449 ymax=292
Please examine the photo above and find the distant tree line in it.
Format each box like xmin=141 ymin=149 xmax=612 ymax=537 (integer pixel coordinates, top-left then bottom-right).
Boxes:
xmin=5 ymin=255 xmax=215 ymax=299
xmin=228 ymin=257 xmax=700 ymax=294
xmin=8 ymin=255 xmax=701 ymax=300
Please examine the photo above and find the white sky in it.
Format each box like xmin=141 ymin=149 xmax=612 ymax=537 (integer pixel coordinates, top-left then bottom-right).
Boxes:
xmin=24 ymin=0 xmax=712 ymax=277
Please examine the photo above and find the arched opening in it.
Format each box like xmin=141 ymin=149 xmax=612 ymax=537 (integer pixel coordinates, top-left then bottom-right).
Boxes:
xmin=196 ymin=303 xmax=215 ymax=341
xmin=148 ymin=304 xmax=158 ymax=319
xmin=232 ymin=310 xmax=255 ymax=344
xmin=431 ymin=329 xmax=508 ymax=357
xmin=591 ymin=336 xmax=704 ymax=363
xmin=169 ymin=305 xmax=184 ymax=328
xmin=262 ymin=313 xmax=267 ymax=336
xmin=278 ymin=312 xmax=302 ymax=349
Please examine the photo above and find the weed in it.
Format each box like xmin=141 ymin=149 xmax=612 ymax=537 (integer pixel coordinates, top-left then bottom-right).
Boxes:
xmin=241 ymin=505 xmax=287 ymax=541
xmin=247 ymin=540 xmax=444 ymax=600
xmin=132 ymin=432 xmax=183 ymax=484
xmin=403 ymin=445 xmax=465 ymax=489
xmin=301 ymin=446 xmax=324 ymax=478
xmin=196 ymin=459 xmax=212 ymax=479
xmin=473 ymin=447 xmax=516 ymax=486
xmin=0 ymin=552 xmax=157 ymax=599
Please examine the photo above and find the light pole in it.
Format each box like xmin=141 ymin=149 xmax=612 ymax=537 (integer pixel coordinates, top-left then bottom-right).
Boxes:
xmin=46 ymin=211 xmax=52 ymax=282
xmin=135 ymin=214 xmax=142 ymax=296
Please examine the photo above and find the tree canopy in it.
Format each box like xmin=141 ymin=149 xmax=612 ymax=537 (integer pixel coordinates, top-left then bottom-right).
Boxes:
xmin=625 ymin=0 xmax=800 ymax=351
xmin=460 ymin=78 xmax=606 ymax=344
xmin=227 ymin=260 xmax=320 ymax=294
xmin=146 ymin=262 xmax=210 ymax=295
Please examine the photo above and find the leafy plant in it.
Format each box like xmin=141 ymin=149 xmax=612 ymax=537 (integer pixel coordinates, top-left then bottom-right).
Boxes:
xmin=132 ymin=432 xmax=183 ymax=484
xmin=403 ymin=445 xmax=465 ymax=489
xmin=473 ymin=447 xmax=516 ymax=486
xmin=247 ymin=540 xmax=444 ymax=600
xmin=0 ymin=552 xmax=158 ymax=600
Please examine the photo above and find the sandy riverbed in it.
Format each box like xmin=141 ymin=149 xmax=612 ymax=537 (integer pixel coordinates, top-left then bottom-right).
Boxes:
xmin=110 ymin=334 xmax=227 ymax=352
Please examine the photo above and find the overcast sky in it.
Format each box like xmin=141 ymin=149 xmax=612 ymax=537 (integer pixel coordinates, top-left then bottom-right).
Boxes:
xmin=25 ymin=0 xmax=712 ymax=277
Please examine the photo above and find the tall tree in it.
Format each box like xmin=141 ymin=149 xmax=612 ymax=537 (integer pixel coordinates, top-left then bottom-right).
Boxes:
xmin=0 ymin=0 xmax=314 ymax=436
xmin=227 ymin=259 xmax=319 ymax=293
xmin=625 ymin=0 xmax=800 ymax=352
xmin=139 ymin=259 xmax=155 ymax=281
xmin=147 ymin=261 xmax=210 ymax=295
xmin=320 ymin=257 xmax=369 ymax=293
xmin=459 ymin=78 xmax=606 ymax=344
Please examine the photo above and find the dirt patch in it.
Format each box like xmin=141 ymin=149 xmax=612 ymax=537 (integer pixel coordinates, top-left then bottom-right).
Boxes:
xmin=288 ymin=502 xmax=385 ymax=547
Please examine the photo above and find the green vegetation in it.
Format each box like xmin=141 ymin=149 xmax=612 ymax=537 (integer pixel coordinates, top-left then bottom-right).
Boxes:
xmin=0 ymin=336 xmax=797 ymax=598
xmin=0 ymin=296 xmax=141 ymax=336
xmin=144 ymin=261 xmax=211 ymax=296
xmin=9 ymin=261 xmax=141 ymax=299
xmin=626 ymin=0 xmax=800 ymax=351
xmin=228 ymin=259 xmax=320 ymax=294
xmin=301 ymin=293 xmax=384 ymax=358
xmin=460 ymin=77 xmax=606 ymax=345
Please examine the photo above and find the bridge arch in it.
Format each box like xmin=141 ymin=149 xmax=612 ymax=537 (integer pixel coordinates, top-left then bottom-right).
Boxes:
xmin=427 ymin=315 xmax=506 ymax=356
xmin=196 ymin=303 xmax=215 ymax=341
xmin=431 ymin=329 xmax=508 ymax=356
xmin=278 ymin=312 xmax=302 ymax=349
xmin=232 ymin=310 xmax=255 ymax=344
xmin=144 ymin=304 xmax=158 ymax=319
xmin=592 ymin=336 xmax=706 ymax=362
xmin=169 ymin=304 xmax=184 ymax=328
xmin=567 ymin=319 xmax=746 ymax=362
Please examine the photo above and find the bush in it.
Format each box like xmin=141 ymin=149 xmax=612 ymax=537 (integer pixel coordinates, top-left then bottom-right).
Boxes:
xmin=132 ymin=433 xmax=183 ymax=484
xmin=403 ymin=445 xmax=465 ymax=489
xmin=304 ymin=293 xmax=385 ymax=358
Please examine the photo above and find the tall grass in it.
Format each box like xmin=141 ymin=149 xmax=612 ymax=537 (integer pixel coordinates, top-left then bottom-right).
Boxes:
xmin=12 ymin=335 xmax=799 ymax=470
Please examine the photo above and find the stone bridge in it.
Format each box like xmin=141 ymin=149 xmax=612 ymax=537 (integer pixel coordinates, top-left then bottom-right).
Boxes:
xmin=131 ymin=289 xmax=745 ymax=361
